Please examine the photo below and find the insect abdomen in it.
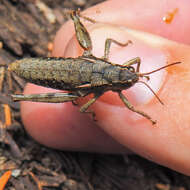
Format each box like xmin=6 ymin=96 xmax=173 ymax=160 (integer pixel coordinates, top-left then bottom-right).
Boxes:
xmin=9 ymin=57 xmax=95 ymax=90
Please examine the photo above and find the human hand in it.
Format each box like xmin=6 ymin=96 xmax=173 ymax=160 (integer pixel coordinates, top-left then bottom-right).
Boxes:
xmin=21 ymin=0 xmax=190 ymax=175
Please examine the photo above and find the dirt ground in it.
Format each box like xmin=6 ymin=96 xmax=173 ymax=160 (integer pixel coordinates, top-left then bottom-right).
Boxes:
xmin=0 ymin=0 xmax=189 ymax=189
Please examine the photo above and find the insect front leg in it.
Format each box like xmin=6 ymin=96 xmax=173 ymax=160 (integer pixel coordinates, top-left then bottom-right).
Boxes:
xmin=122 ymin=57 xmax=141 ymax=72
xmin=122 ymin=57 xmax=150 ymax=80
xmin=118 ymin=91 xmax=156 ymax=125
xmin=103 ymin=38 xmax=132 ymax=61
xmin=79 ymin=93 xmax=102 ymax=120
xmin=11 ymin=92 xmax=79 ymax=103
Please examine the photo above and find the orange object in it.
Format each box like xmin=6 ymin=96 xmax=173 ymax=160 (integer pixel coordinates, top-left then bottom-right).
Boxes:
xmin=3 ymin=104 xmax=12 ymax=127
xmin=29 ymin=172 xmax=43 ymax=190
xmin=0 ymin=171 xmax=12 ymax=190
xmin=0 ymin=42 xmax=3 ymax=49
xmin=47 ymin=42 xmax=53 ymax=52
xmin=163 ymin=8 xmax=178 ymax=24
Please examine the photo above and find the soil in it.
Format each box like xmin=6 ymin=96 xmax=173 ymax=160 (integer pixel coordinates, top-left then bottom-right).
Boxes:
xmin=0 ymin=0 xmax=189 ymax=190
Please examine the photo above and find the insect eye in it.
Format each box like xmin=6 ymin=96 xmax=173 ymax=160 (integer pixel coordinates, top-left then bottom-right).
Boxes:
xmin=128 ymin=66 xmax=135 ymax=72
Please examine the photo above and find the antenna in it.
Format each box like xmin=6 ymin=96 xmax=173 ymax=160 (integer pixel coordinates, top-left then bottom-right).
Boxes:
xmin=138 ymin=62 xmax=181 ymax=77
xmin=138 ymin=81 xmax=164 ymax=105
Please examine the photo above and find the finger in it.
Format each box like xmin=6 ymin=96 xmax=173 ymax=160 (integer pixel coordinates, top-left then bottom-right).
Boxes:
xmin=89 ymin=28 xmax=190 ymax=175
xmin=53 ymin=18 xmax=190 ymax=175
xmin=21 ymin=0 xmax=190 ymax=176
xmin=53 ymin=0 xmax=190 ymax=57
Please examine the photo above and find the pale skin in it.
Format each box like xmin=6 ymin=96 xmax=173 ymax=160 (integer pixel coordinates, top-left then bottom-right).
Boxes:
xmin=21 ymin=0 xmax=190 ymax=175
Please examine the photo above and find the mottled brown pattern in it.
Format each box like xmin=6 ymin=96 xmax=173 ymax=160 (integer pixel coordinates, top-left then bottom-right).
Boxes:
xmin=9 ymin=57 xmax=138 ymax=92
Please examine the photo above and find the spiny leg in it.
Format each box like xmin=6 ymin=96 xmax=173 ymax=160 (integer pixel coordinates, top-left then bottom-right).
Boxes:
xmin=70 ymin=11 xmax=93 ymax=56
xmin=79 ymin=93 xmax=102 ymax=120
xmin=11 ymin=92 xmax=79 ymax=103
xmin=103 ymin=38 xmax=132 ymax=61
xmin=118 ymin=91 xmax=156 ymax=125
xmin=76 ymin=10 xmax=97 ymax=24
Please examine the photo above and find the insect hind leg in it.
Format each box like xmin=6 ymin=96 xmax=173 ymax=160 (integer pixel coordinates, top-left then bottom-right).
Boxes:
xmin=11 ymin=92 xmax=79 ymax=103
xmin=70 ymin=10 xmax=93 ymax=56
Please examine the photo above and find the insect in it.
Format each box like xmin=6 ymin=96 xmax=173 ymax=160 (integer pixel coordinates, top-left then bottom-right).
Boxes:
xmin=8 ymin=10 xmax=180 ymax=125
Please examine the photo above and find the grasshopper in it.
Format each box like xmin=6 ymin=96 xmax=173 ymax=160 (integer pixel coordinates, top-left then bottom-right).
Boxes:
xmin=8 ymin=10 xmax=180 ymax=125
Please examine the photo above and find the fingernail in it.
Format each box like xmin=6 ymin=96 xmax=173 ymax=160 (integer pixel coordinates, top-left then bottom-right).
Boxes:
xmin=65 ymin=23 xmax=170 ymax=105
